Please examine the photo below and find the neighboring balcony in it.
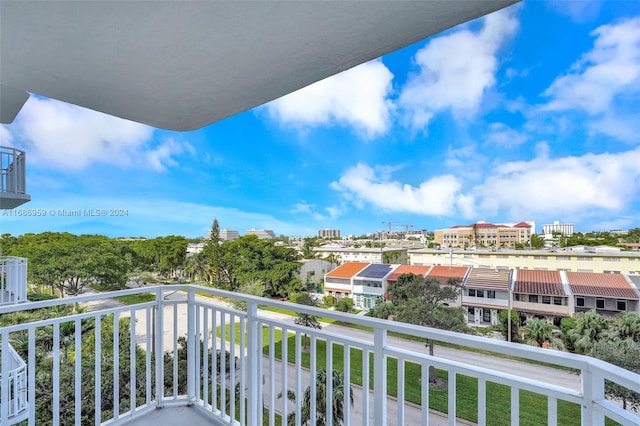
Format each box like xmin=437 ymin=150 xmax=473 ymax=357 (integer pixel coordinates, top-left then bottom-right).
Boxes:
xmin=0 ymin=342 xmax=27 ymax=424
xmin=0 ymin=146 xmax=30 ymax=210
xmin=0 ymin=257 xmax=28 ymax=306
xmin=1 ymin=285 xmax=639 ymax=426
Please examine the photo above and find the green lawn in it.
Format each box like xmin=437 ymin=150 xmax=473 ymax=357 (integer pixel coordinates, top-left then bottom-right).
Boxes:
xmin=114 ymin=293 xmax=156 ymax=305
xmin=214 ymin=323 xmax=586 ymax=425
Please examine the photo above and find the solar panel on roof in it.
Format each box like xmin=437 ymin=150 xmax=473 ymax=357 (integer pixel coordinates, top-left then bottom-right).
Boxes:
xmin=357 ymin=263 xmax=393 ymax=279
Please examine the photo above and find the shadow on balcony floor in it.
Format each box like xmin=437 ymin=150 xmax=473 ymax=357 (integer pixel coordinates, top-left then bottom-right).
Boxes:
xmin=119 ymin=406 xmax=226 ymax=426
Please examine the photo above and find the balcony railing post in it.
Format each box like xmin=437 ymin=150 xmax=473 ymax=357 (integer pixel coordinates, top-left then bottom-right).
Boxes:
xmin=246 ymin=301 xmax=260 ymax=425
xmin=1 ymin=332 xmax=9 ymax=425
xmin=154 ymin=287 xmax=165 ymax=407
xmin=581 ymin=366 xmax=605 ymax=426
xmin=373 ymin=326 xmax=387 ymax=425
xmin=187 ymin=288 xmax=196 ymax=403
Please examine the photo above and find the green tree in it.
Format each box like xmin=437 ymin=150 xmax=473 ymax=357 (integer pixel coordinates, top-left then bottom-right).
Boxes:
xmin=615 ymin=312 xmax=640 ymax=342
xmin=566 ymin=309 xmax=610 ymax=355
xmin=230 ymin=278 xmax=266 ymax=311
xmin=522 ymin=318 xmax=556 ymax=348
xmin=293 ymin=293 xmax=322 ymax=348
xmin=498 ymin=309 xmax=522 ymax=343
xmin=387 ymin=274 xmax=467 ymax=382
xmin=281 ymin=369 xmax=354 ymax=426
xmin=530 ymin=234 xmax=546 ymax=249
xmin=593 ymin=338 xmax=640 ymax=411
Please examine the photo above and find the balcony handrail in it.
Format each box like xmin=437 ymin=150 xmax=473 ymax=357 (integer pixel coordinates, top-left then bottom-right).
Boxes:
xmin=1 ymin=285 xmax=639 ymax=425
xmin=0 ymin=146 xmax=27 ymax=195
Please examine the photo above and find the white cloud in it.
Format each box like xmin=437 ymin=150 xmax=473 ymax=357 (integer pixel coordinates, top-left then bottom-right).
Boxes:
xmin=473 ymin=147 xmax=640 ymax=218
xmin=543 ymin=17 xmax=640 ymax=116
xmin=0 ymin=125 xmax=13 ymax=145
xmin=265 ymin=60 xmax=394 ymax=138
xmin=485 ymin=122 xmax=528 ymax=147
xmin=331 ymin=163 xmax=463 ymax=215
xmin=6 ymin=97 xmax=193 ymax=171
xmin=291 ymin=201 xmax=344 ymax=221
xmin=547 ymin=0 xmax=602 ymax=23
xmin=399 ymin=8 xmax=518 ymax=130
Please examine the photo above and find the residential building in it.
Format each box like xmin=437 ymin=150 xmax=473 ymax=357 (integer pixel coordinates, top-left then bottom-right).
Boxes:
xmin=425 ymin=265 xmax=470 ymax=307
xmin=386 ymin=265 xmax=431 ymax=292
xmin=244 ymin=228 xmax=276 ymax=239
xmin=352 ymin=263 xmax=398 ymax=310
xmin=434 ymin=221 xmax=532 ymax=248
xmin=186 ymin=242 xmax=206 ymax=256
xmin=568 ymin=272 xmax=639 ymax=315
xmin=0 ymin=146 xmax=30 ymax=209
xmin=543 ymin=221 xmax=575 ymax=237
xmin=298 ymin=258 xmax=334 ymax=290
xmin=318 ymin=229 xmax=340 ymax=238
xmin=220 ymin=229 xmax=240 ymax=240
xmin=463 ymin=268 xmax=512 ymax=326
xmin=323 ymin=261 xmax=368 ymax=300
xmin=409 ymin=247 xmax=640 ymax=275
xmin=512 ymin=269 xmax=571 ymax=326
xmin=312 ymin=246 xmax=408 ymax=265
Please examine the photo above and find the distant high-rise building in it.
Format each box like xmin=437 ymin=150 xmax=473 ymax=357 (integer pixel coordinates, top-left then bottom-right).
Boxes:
xmin=542 ymin=221 xmax=574 ymax=237
xmin=318 ymin=229 xmax=341 ymax=238
xmin=245 ymin=228 xmax=276 ymax=239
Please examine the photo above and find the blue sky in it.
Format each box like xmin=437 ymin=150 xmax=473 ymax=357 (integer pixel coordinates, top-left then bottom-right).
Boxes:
xmin=1 ymin=1 xmax=639 ymax=239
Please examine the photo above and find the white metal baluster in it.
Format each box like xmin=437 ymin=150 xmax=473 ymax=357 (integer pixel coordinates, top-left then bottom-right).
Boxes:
xmin=95 ymin=315 xmax=102 ymax=425
xmin=326 ymin=340 xmax=333 ymax=426
xmin=511 ymin=387 xmax=519 ymax=426
xmin=373 ymin=327 xmax=387 ymax=425
xmin=268 ymin=325 xmax=275 ymax=426
xmin=113 ymin=313 xmax=120 ymax=420
xmin=52 ymin=323 xmax=60 ymax=425
xmin=421 ymin=363 xmax=429 ymax=426
xmin=29 ymin=328 xmax=36 ymax=426
xmin=295 ymin=332 xmax=302 ymax=426
xmin=203 ymin=308 xmax=209 ymax=409
xmin=344 ymin=344 xmax=351 ymax=425
xmin=548 ymin=396 xmax=557 ymax=426
xmin=310 ymin=336 xmax=317 ymax=426
xmin=362 ymin=348 xmax=369 ymax=426
xmin=478 ymin=377 xmax=486 ymax=426
xmin=130 ymin=309 xmax=136 ymax=416
xmin=247 ymin=302 xmax=260 ymax=426
xmin=212 ymin=305 xmax=218 ymax=412
xmin=221 ymin=310 xmax=227 ymax=416
xmin=230 ymin=316 xmax=236 ymax=421
xmin=281 ymin=326 xmax=288 ymax=425
xmin=397 ymin=358 xmax=405 ymax=426
xmin=145 ymin=307 xmax=152 ymax=406
xmin=447 ymin=370 xmax=456 ymax=426
xmin=173 ymin=303 xmax=179 ymax=398
xmin=0 ymin=332 xmax=7 ymax=425
xmin=239 ymin=315 xmax=246 ymax=426
xmin=155 ymin=289 xmax=164 ymax=407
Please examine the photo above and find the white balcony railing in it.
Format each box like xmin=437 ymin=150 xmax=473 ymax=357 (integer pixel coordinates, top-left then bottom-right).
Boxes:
xmin=0 ymin=257 xmax=28 ymax=306
xmin=0 ymin=285 xmax=639 ymax=426
xmin=0 ymin=146 xmax=30 ymax=209
xmin=0 ymin=341 xmax=28 ymax=424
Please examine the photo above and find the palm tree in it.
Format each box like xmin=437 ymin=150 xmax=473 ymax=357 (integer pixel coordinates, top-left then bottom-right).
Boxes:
xmin=281 ymin=368 xmax=354 ymax=426
xmin=615 ymin=312 xmax=640 ymax=342
xmin=568 ymin=309 xmax=610 ymax=355
xmin=522 ymin=318 xmax=555 ymax=348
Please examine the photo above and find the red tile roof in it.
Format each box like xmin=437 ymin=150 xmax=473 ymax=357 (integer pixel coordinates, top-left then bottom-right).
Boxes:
xmin=514 ymin=270 xmax=565 ymax=296
xmin=515 ymin=307 xmax=570 ymax=317
xmin=426 ymin=265 xmax=469 ymax=286
xmin=567 ymin=272 xmax=639 ymax=299
xmin=465 ymin=268 xmax=511 ymax=290
xmin=325 ymin=262 xmax=369 ymax=279
xmin=387 ymin=265 xmax=430 ymax=282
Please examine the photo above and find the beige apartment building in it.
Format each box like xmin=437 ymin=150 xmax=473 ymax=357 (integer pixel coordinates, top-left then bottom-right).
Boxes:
xmin=409 ymin=247 xmax=640 ymax=275
xmin=434 ymin=221 xmax=532 ymax=248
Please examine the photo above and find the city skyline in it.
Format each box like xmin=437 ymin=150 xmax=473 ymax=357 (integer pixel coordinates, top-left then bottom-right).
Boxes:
xmin=1 ymin=1 xmax=639 ymax=239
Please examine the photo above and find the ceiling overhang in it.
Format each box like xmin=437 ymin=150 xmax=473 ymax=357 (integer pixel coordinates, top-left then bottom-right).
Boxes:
xmin=0 ymin=1 xmax=517 ymax=131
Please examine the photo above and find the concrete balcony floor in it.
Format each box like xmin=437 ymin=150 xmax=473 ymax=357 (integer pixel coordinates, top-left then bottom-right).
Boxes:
xmin=121 ymin=406 xmax=226 ymax=426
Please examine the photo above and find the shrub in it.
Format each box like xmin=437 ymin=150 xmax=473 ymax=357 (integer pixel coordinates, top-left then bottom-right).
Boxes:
xmin=323 ymin=295 xmax=335 ymax=307
xmin=335 ymin=298 xmax=353 ymax=312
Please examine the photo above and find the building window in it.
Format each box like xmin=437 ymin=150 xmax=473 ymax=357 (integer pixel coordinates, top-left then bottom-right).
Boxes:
xmin=468 ymin=289 xmax=476 ymax=297
xmin=487 ymin=291 xmax=495 ymax=299
xmin=617 ymin=300 xmax=626 ymax=311
xmin=596 ymin=298 xmax=605 ymax=309
xmin=533 ymin=255 xmax=547 ymax=260
xmin=542 ymin=296 xmax=551 ymax=304
xmin=576 ymin=297 xmax=585 ymax=307
xmin=483 ymin=309 xmax=491 ymax=322
xmin=514 ymin=293 xmax=521 ymax=301
xmin=553 ymin=297 xmax=563 ymax=306
xmin=529 ymin=295 xmax=538 ymax=303
xmin=476 ymin=290 xmax=485 ymax=298
xmin=577 ymin=257 xmax=593 ymax=261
